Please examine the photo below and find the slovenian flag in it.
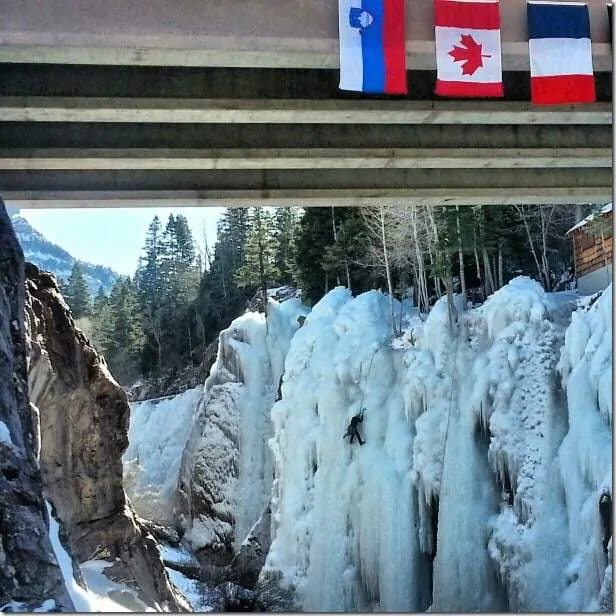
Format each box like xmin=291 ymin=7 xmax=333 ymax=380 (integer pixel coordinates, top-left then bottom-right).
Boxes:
xmin=434 ymin=0 xmax=503 ymax=98
xmin=527 ymin=1 xmax=596 ymax=105
xmin=338 ymin=0 xmax=408 ymax=94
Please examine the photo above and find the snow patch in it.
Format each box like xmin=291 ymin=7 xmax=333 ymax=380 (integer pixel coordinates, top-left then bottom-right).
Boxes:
xmin=46 ymin=501 xmax=157 ymax=612
xmin=0 ymin=420 xmax=13 ymax=446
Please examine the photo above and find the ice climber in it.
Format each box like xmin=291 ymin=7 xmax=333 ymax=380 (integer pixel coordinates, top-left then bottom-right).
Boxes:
xmin=343 ymin=411 xmax=365 ymax=446
xmin=599 ymin=491 xmax=612 ymax=553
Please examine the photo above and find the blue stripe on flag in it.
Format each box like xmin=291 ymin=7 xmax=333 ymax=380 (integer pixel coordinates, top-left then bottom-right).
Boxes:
xmin=361 ymin=0 xmax=385 ymax=92
xmin=527 ymin=2 xmax=591 ymax=40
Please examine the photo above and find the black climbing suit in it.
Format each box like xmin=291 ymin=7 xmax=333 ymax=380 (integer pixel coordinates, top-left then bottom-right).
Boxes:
xmin=343 ymin=412 xmax=365 ymax=446
xmin=599 ymin=492 xmax=612 ymax=553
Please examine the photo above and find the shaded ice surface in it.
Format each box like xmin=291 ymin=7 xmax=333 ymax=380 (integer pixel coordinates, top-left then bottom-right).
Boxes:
xmin=123 ymin=387 xmax=202 ymax=524
xmin=265 ymin=288 xmax=428 ymax=612
xmin=0 ymin=420 xmax=12 ymax=445
xmin=263 ymin=278 xmax=612 ymax=612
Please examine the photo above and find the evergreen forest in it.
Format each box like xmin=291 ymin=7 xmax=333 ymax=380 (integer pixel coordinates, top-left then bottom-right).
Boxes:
xmin=62 ymin=204 xmax=598 ymax=386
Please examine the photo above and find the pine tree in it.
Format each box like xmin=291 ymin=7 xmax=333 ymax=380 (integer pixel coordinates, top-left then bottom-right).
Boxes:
xmin=64 ymin=262 xmax=91 ymax=319
xmin=273 ymin=208 xmax=299 ymax=285
xmin=236 ymin=208 xmax=279 ymax=312
xmin=135 ymin=216 xmax=164 ymax=372
xmin=193 ymin=207 xmax=252 ymax=352
xmin=105 ymin=277 xmax=143 ymax=383
xmin=295 ymin=207 xmax=371 ymax=305
xmin=147 ymin=213 xmax=202 ymax=371
xmin=91 ymin=285 xmax=113 ymax=356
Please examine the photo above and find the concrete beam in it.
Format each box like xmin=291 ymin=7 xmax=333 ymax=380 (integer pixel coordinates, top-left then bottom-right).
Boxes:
xmin=0 ymin=41 xmax=611 ymax=72
xmin=0 ymin=98 xmax=611 ymax=125
xmin=1 ymin=148 xmax=611 ymax=170
xmin=0 ymin=0 xmax=610 ymax=70
xmin=3 ymin=187 xmax=611 ymax=208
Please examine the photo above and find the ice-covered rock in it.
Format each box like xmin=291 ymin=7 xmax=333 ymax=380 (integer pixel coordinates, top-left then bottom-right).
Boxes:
xmin=124 ymin=387 xmax=202 ymax=524
xmin=262 ymin=277 xmax=611 ymax=613
xmin=176 ymin=298 xmax=307 ymax=573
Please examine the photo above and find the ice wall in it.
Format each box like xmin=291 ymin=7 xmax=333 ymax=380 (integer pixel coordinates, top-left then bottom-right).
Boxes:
xmin=465 ymin=279 xmax=578 ymax=611
xmin=264 ymin=278 xmax=611 ymax=612
xmin=123 ymin=387 xmax=202 ymax=524
xmin=265 ymin=289 xmax=429 ymax=612
xmin=558 ymin=286 xmax=612 ymax=611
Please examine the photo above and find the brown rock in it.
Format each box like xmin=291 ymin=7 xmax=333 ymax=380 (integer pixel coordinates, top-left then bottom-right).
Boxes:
xmin=25 ymin=262 xmax=186 ymax=611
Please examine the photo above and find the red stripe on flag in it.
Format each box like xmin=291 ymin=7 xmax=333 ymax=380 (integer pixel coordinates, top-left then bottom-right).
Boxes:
xmin=531 ymin=74 xmax=596 ymax=105
xmin=434 ymin=0 xmax=500 ymax=30
xmin=383 ymin=0 xmax=408 ymax=93
xmin=435 ymin=79 xmax=503 ymax=98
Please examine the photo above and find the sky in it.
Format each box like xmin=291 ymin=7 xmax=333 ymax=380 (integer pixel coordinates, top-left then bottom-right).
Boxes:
xmin=19 ymin=207 xmax=225 ymax=276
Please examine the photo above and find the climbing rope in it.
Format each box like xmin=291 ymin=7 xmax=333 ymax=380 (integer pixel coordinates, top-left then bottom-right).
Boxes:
xmin=440 ymin=319 xmax=462 ymax=468
xmin=357 ymin=335 xmax=391 ymax=416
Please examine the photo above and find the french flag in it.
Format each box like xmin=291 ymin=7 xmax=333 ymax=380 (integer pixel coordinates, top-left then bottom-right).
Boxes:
xmin=527 ymin=1 xmax=596 ymax=105
xmin=338 ymin=0 xmax=408 ymax=94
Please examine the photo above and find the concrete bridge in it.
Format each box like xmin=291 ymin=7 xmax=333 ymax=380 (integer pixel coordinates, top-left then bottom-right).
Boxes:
xmin=0 ymin=0 xmax=612 ymax=208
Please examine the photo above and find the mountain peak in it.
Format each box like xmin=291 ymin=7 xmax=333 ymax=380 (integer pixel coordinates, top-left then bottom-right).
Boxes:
xmin=10 ymin=212 xmax=119 ymax=295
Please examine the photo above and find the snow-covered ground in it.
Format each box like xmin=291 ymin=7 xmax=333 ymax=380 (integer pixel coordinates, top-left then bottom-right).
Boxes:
xmin=123 ymin=387 xmax=202 ymax=523
xmin=46 ymin=502 xmax=157 ymax=612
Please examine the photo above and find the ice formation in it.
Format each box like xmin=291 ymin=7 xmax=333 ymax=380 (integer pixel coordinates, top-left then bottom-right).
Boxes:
xmin=177 ymin=298 xmax=307 ymax=554
xmin=125 ymin=277 xmax=611 ymax=612
xmin=263 ymin=278 xmax=611 ymax=612
xmin=123 ymin=387 xmax=202 ymax=523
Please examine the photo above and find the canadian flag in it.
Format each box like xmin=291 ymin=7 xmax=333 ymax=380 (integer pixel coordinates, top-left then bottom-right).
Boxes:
xmin=434 ymin=0 xmax=503 ymax=97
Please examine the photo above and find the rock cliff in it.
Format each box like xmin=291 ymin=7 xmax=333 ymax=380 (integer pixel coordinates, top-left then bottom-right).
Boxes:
xmin=0 ymin=201 xmax=73 ymax=611
xmin=25 ymin=262 xmax=185 ymax=611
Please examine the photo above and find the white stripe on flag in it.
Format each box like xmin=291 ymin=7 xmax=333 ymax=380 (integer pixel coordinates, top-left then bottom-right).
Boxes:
xmin=435 ymin=27 xmax=502 ymax=84
xmin=529 ymin=38 xmax=593 ymax=77
xmin=339 ymin=0 xmax=364 ymax=92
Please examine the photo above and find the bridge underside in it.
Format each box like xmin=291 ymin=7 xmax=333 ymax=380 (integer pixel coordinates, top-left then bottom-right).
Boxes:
xmin=0 ymin=66 xmax=612 ymax=208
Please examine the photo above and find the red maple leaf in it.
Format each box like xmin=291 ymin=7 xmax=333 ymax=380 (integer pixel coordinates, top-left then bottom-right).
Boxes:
xmin=448 ymin=34 xmax=491 ymax=76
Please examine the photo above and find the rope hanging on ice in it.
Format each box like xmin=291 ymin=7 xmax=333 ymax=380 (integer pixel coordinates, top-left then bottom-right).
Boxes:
xmin=344 ymin=336 xmax=391 ymax=446
xmin=357 ymin=336 xmax=390 ymax=414
xmin=441 ymin=320 xmax=462 ymax=467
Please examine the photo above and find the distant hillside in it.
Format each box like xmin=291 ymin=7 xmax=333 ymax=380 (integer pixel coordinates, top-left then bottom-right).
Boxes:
xmin=10 ymin=211 xmax=119 ymax=296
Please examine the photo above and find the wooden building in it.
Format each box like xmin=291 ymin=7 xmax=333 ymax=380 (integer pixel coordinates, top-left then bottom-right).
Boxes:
xmin=567 ymin=203 xmax=613 ymax=295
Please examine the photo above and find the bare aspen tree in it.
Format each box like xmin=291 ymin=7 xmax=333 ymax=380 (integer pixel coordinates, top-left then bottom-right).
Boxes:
xmin=456 ymin=205 xmax=467 ymax=304
xmin=539 ymin=205 xmax=555 ymax=290
xmin=482 ymin=247 xmax=496 ymax=295
xmin=513 ymin=204 xmax=545 ymax=288
xmin=386 ymin=205 xmax=430 ymax=312
xmin=361 ymin=205 xmax=399 ymax=336
xmin=498 ymin=240 xmax=504 ymax=289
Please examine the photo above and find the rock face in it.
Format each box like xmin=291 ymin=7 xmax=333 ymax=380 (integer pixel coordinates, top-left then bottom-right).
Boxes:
xmin=0 ymin=202 xmax=73 ymax=611
xmin=24 ymin=262 xmax=184 ymax=611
